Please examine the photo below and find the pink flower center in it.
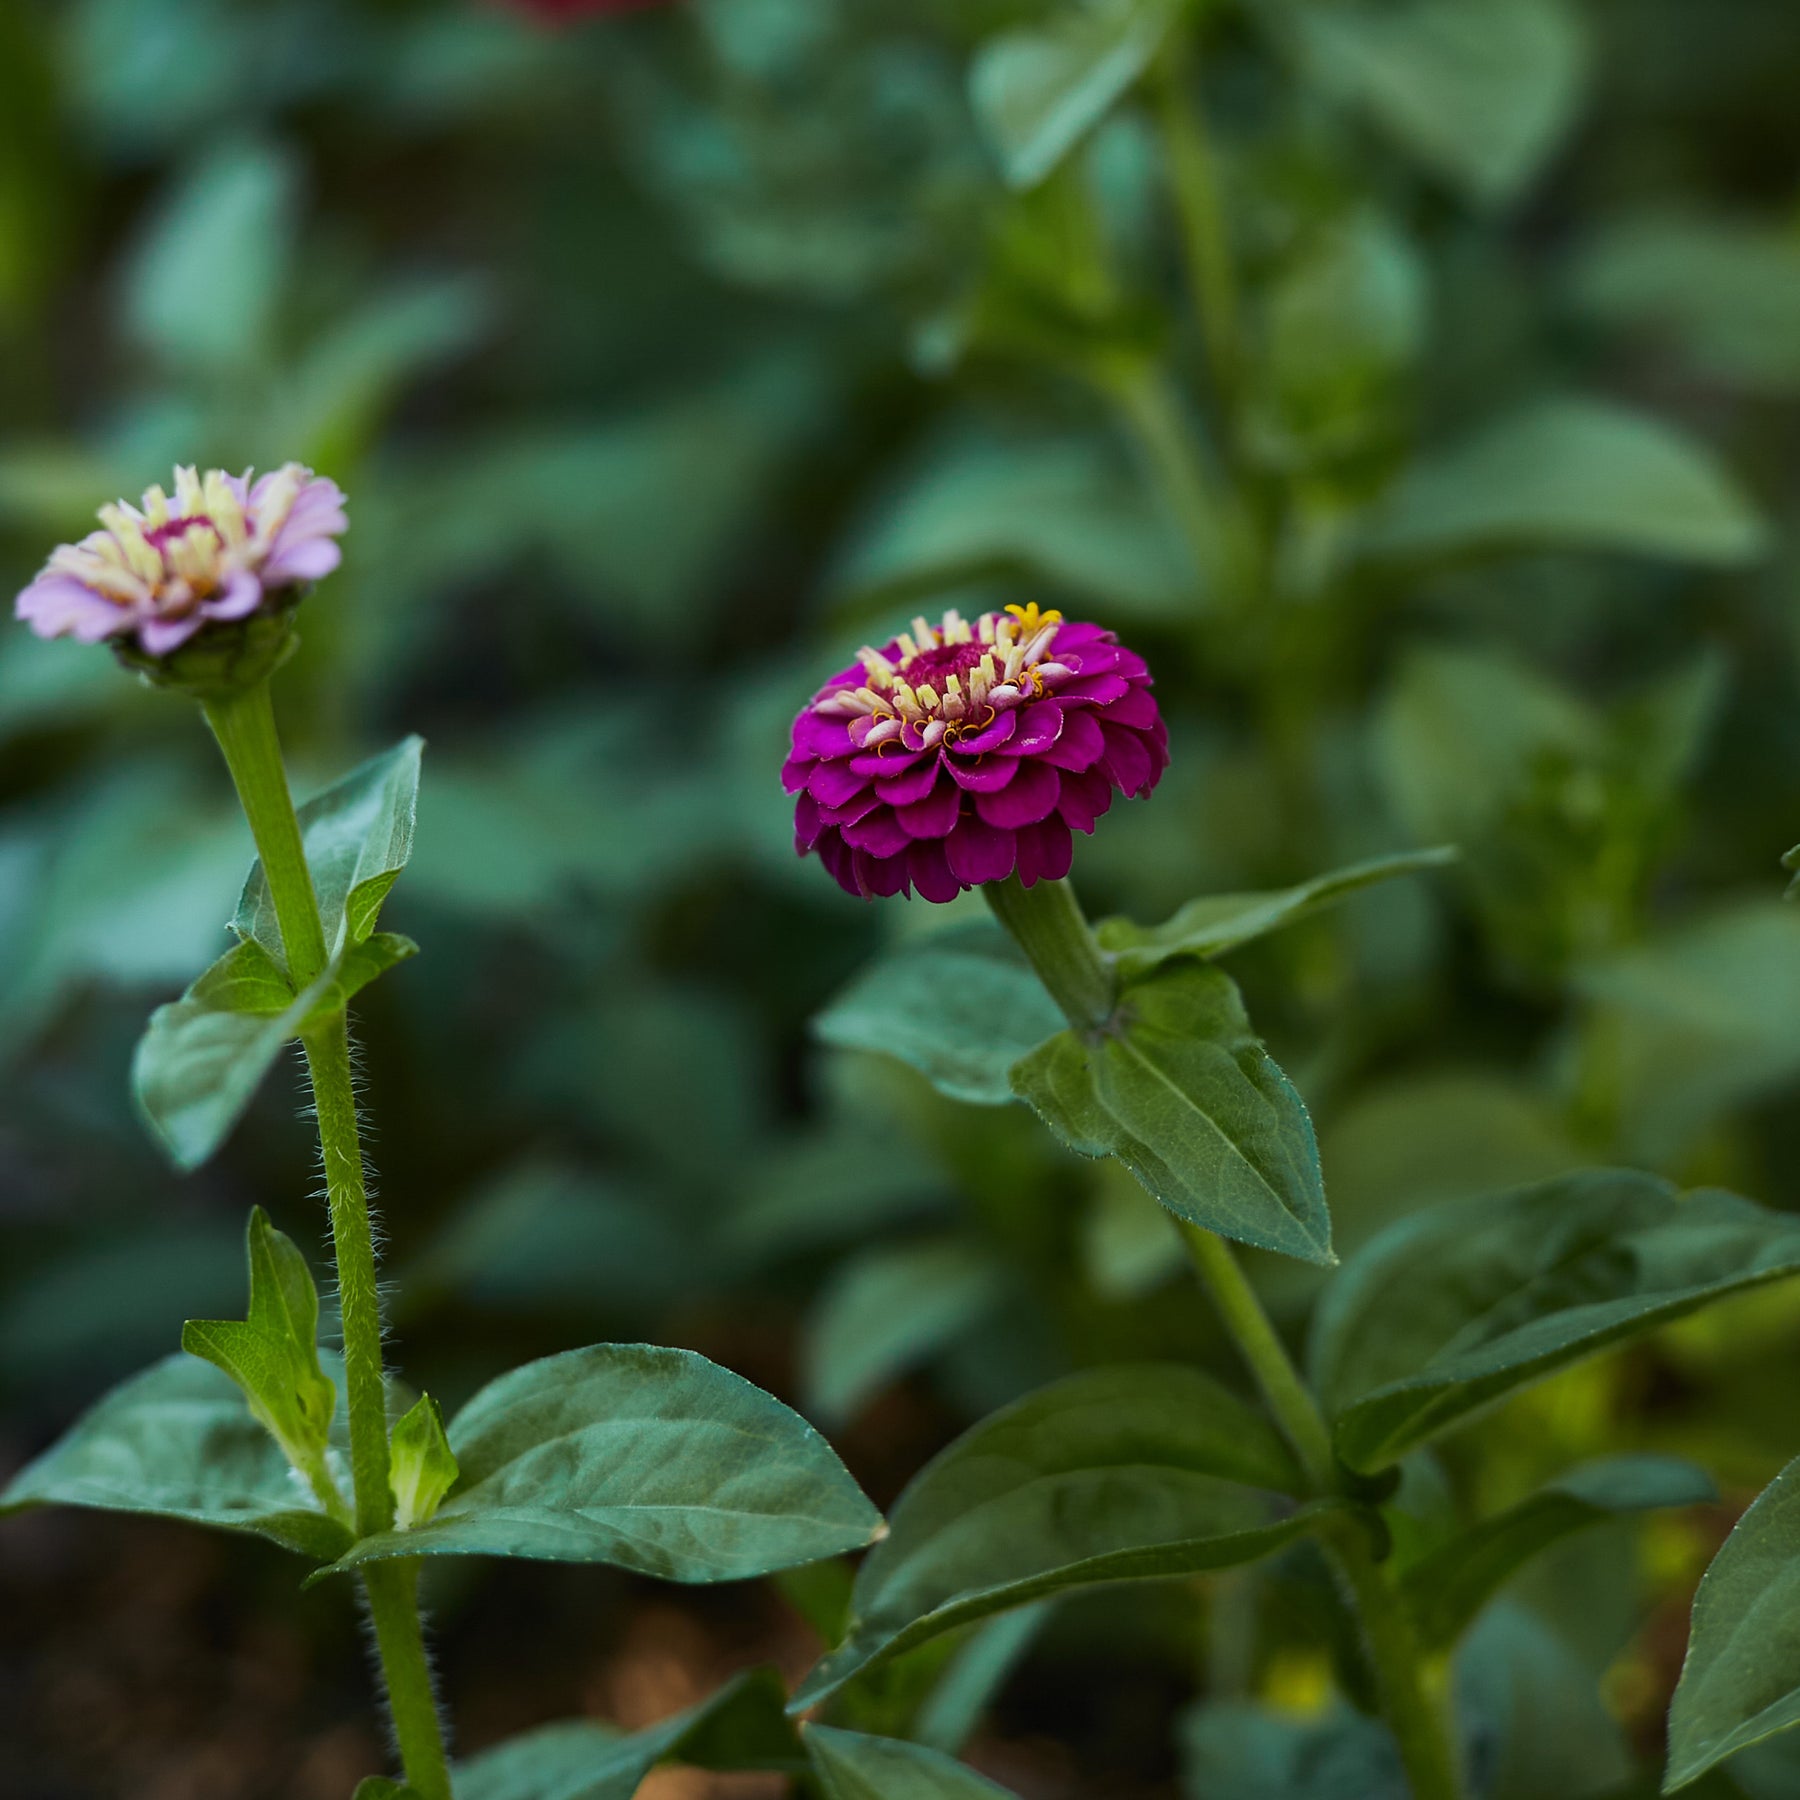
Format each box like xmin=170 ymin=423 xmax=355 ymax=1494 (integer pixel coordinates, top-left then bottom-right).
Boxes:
xmin=897 ymin=640 xmax=987 ymax=689
xmin=143 ymin=514 xmax=216 ymax=554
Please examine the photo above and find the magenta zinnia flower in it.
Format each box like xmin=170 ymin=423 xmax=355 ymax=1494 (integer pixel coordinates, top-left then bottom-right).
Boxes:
xmin=15 ymin=464 xmax=347 ymax=657
xmin=785 ymin=604 xmax=1168 ymax=902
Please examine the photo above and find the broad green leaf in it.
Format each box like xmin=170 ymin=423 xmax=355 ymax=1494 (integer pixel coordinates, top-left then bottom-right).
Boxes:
xmin=1255 ymin=210 xmax=1429 ymax=464
xmin=352 ymin=1783 xmax=421 ymax=1800
xmin=1401 ymin=1454 xmax=1715 ymax=1649
xmin=803 ymin=1238 xmax=1009 ymax=1425
xmin=134 ymin=940 xmax=325 ymax=1171
xmin=1309 ymin=1170 xmax=1800 ymax=1472
xmin=1573 ymin=902 xmax=1800 ymax=1165
xmin=1180 ymin=1702 xmax=1400 ymax=1800
xmin=0 ymin=1352 xmax=353 ymax=1561
xmin=1665 ymin=1454 xmax=1800 ymax=1790
xmin=457 ymin=1667 xmax=803 ymax=1800
xmin=388 ymin=1394 xmax=458 ymax=1530
xmin=181 ymin=1205 xmax=336 ymax=1481
xmin=324 ymin=1344 xmax=883 ymax=1581
xmin=1376 ymin=644 xmax=1598 ymax=846
xmin=815 ymin=923 xmax=1063 ymax=1106
xmin=1728 ymin=1730 xmax=1800 ymax=1800
xmin=793 ymin=1364 xmax=1321 ymax=1706
xmin=1094 ymin=849 xmax=1456 ymax=979
xmin=1280 ymin=0 xmax=1586 ymax=207
xmin=235 ymin=736 xmax=424 ymax=969
xmin=1567 ymin=211 xmax=1800 ymax=396
xmin=831 ymin=432 xmax=1191 ymax=620
xmin=1012 ymin=963 xmax=1332 ymax=1265
xmin=134 ymin=930 xmax=418 ymax=1171
xmin=968 ymin=0 xmax=1179 ymax=191
xmin=1359 ymin=399 xmax=1767 ymax=566
xmin=124 ymin=136 xmax=298 ymax=370
xmin=1460 ymin=1602 xmax=1632 ymax=1800
xmin=806 ymin=1724 xmax=1020 ymax=1798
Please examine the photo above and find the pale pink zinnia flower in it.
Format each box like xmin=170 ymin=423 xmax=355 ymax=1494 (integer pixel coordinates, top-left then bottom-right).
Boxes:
xmin=15 ymin=464 xmax=347 ymax=657
xmin=784 ymin=604 xmax=1169 ymax=902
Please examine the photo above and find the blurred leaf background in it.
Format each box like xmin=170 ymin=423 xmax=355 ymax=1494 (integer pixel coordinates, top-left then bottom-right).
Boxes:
xmin=1 ymin=0 xmax=1799 ymax=1793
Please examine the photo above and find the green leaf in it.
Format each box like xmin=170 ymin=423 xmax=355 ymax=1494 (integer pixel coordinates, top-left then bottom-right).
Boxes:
xmin=1011 ymin=963 xmax=1333 ymax=1265
xmin=322 ymin=1344 xmax=883 ymax=1581
xmin=352 ymin=1782 xmax=422 ymax=1800
xmin=134 ymin=930 xmax=418 ymax=1171
xmin=815 ymin=923 xmax=1064 ymax=1106
xmin=235 ymin=736 xmax=423 ymax=969
xmin=457 ymin=1667 xmax=803 ymax=1800
xmin=0 ymin=1352 xmax=354 ymax=1561
xmin=1566 ymin=210 xmax=1800 ymax=397
xmin=1280 ymin=0 xmax=1586 ymax=207
xmin=806 ymin=1724 xmax=1020 ymax=1798
xmin=1094 ymin=848 xmax=1456 ymax=979
xmin=1726 ymin=1730 xmax=1800 ymax=1800
xmin=181 ymin=1205 xmax=336 ymax=1482
xmin=1254 ymin=209 xmax=1429 ymax=464
xmin=1460 ymin=1603 xmax=1632 ymax=1800
xmin=968 ymin=0 xmax=1179 ymax=191
xmin=1401 ymin=1454 xmax=1715 ymax=1650
xmin=1359 ymin=398 xmax=1768 ymax=566
xmin=1665 ymin=1453 xmax=1800 ymax=1789
xmin=388 ymin=1394 xmax=458 ymax=1531
xmin=124 ymin=136 xmax=298 ymax=370
xmin=1309 ymin=1169 xmax=1800 ymax=1472
xmin=803 ymin=1238 xmax=1009 ymax=1426
xmin=830 ymin=432 xmax=1191 ymax=621
xmin=1180 ymin=1702 xmax=1400 ymax=1800
xmin=1573 ymin=902 xmax=1800 ymax=1165
xmin=792 ymin=1364 xmax=1323 ymax=1707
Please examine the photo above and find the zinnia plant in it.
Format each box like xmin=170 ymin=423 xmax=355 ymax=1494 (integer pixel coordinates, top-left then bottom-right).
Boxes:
xmin=1 ymin=467 xmax=884 ymax=1800
xmin=783 ymin=604 xmax=1800 ymax=1800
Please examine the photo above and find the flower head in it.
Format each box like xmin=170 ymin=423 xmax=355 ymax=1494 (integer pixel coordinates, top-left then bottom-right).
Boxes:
xmin=784 ymin=604 xmax=1168 ymax=902
xmin=15 ymin=464 xmax=347 ymax=659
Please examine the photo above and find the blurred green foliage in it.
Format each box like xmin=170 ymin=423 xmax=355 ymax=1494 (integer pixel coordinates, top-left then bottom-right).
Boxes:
xmin=3 ymin=0 xmax=1800 ymax=1790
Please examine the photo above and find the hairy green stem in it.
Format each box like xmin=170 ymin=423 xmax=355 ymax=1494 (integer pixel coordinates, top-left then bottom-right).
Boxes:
xmin=205 ymin=678 xmax=453 ymax=1800
xmin=364 ymin=1560 xmax=451 ymax=1795
xmin=1178 ymin=1228 xmax=1464 ymax=1800
xmin=983 ymin=876 xmax=1117 ymax=1030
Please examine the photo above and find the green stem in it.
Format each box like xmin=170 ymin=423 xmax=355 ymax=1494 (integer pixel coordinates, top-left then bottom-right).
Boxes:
xmin=364 ymin=1560 xmax=453 ymax=1798
xmin=1326 ymin=1523 xmax=1465 ymax=1800
xmin=204 ymin=677 xmax=453 ymax=1800
xmin=1153 ymin=39 xmax=1241 ymax=432
xmin=1177 ymin=1228 xmax=1464 ymax=1800
xmin=1178 ymin=1224 xmax=1334 ymax=1487
xmin=302 ymin=1013 xmax=395 ymax=1542
xmin=204 ymin=682 xmax=329 ymax=986
xmin=983 ymin=876 xmax=1117 ymax=1030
